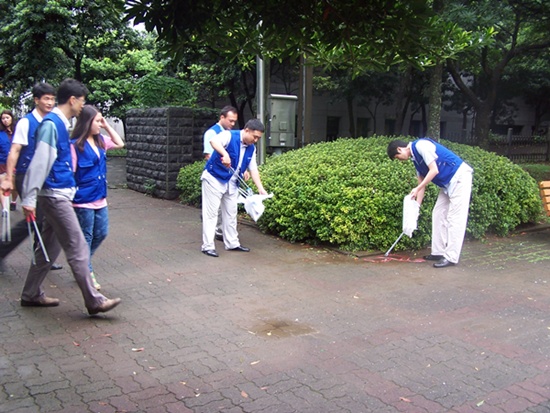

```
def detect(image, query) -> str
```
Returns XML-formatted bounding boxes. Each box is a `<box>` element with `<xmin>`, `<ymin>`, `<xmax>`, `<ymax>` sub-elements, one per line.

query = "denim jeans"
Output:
<box><xmin>74</xmin><ymin>206</ymin><xmax>109</xmax><ymax>273</ymax></box>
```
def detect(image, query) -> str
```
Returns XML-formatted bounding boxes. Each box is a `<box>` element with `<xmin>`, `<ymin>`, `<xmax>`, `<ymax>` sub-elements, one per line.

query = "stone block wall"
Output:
<box><xmin>125</xmin><ymin>107</ymin><xmax>216</xmax><ymax>199</ymax></box>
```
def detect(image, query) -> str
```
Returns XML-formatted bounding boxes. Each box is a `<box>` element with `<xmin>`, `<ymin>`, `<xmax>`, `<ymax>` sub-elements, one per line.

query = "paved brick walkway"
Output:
<box><xmin>1</xmin><ymin>158</ymin><xmax>549</xmax><ymax>412</ymax></box>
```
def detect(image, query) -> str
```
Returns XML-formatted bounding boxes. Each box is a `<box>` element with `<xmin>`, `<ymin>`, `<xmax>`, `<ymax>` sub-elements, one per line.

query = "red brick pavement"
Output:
<box><xmin>0</xmin><ymin>158</ymin><xmax>549</xmax><ymax>412</ymax></box>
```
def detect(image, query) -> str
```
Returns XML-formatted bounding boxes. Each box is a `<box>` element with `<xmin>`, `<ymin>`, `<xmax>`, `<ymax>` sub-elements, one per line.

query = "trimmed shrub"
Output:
<box><xmin>176</xmin><ymin>160</ymin><xmax>205</xmax><ymax>207</ymax></box>
<box><xmin>176</xmin><ymin>136</ymin><xmax>544</xmax><ymax>252</ymax></box>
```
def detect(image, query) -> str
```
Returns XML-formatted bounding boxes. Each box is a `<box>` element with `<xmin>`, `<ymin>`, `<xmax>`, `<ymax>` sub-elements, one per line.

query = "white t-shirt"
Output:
<box><xmin>203</xmin><ymin>122</ymin><xmax>224</xmax><ymax>155</ymax></box>
<box><xmin>12</xmin><ymin>109</ymin><xmax>44</xmax><ymax>146</ymax></box>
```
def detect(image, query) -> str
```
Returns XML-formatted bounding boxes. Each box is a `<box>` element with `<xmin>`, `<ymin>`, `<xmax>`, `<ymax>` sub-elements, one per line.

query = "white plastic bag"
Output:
<box><xmin>238</xmin><ymin>193</ymin><xmax>274</xmax><ymax>222</ymax></box>
<box><xmin>402</xmin><ymin>195</ymin><xmax>420</xmax><ymax>238</ymax></box>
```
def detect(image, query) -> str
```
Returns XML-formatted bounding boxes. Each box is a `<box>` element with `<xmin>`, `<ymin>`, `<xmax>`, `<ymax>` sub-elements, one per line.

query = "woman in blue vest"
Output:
<box><xmin>387</xmin><ymin>139</ymin><xmax>473</xmax><ymax>268</ymax></box>
<box><xmin>0</xmin><ymin>109</ymin><xmax>18</xmax><ymax>209</ymax></box>
<box><xmin>71</xmin><ymin>105</ymin><xmax>124</xmax><ymax>289</ymax></box>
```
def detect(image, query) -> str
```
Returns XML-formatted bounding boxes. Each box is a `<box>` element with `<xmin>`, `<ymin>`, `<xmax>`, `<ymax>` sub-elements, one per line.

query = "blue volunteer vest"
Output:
<box><xmin>209</xmin><ymin>123</ymin><xmax>223</xmax><ymax>134</ymax></box>
<box><xmin>15</xmin><ymin>112</ymin><xmax>40</xmax><ymax>175</ymax></box>
<box><xmin>40</xmin><ymin>112</ymin><xmax>75</xmax><ymax>189</ymax></box>
<box><xmin>205</xmin><ymin>130</ymin><xmax>255</xmax><ymax>183</ymax></box>
<box><xmin>411</xmin><ymin>139</ymin><xmax>462</xmax><ymax>187</ymax></box>
<box><xmin>71</xmin><ymin>137</ymin><xmax>108</xmax><ymax>203</ymax></box>
<box><xmin>0</xmin><ymin>131</ymin><xmax>11</xmax><ymax>165</ymax></box>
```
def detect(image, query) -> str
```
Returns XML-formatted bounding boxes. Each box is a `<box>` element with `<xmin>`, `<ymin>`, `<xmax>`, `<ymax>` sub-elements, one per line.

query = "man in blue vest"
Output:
<box><xmin>203</xmin><ymin>106</ymin><xmax>238</xmax><ymax>241</ymax></box>
<box><xmin>201</xmin><ymin>118</ymin><xmax>267</xmax><ymax>257</ymax></box>
<box><xmin>19</xmin><ymin>78</ymin><xmax>121</xmax><ymax>315</ymax></box>
<box><xmin>203</xmin><ymin>106</ymin><xmax>238</xmax><ymax>160</ymax></box>
<box><xmin>0</xmin><ymin>82</ymin><xmax>63</xmax><ymax>270</ymax></box>
<box><xmin>387</xmin><ymin>139</ymin><xmax>473</xmax><ymax>268</ymax></box>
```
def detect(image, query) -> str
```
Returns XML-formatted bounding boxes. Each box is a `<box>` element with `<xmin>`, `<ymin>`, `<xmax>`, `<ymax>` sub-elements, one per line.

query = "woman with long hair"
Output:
<box><xmin>71</xmin><ymin>105</ymin><xmax>124</xmax><ymax>290</ymax></box>
<box><xmin>0</xmin><ymin>109</ymin><xmax>18</xmax><ymax>209</ymax></box>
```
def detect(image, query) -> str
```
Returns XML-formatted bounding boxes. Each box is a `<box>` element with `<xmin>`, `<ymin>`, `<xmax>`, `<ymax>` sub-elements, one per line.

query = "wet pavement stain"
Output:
<box><xmin>249</xmin><ymin>319</ymin><xmax>318</xmax><ymax>338</ymax></box>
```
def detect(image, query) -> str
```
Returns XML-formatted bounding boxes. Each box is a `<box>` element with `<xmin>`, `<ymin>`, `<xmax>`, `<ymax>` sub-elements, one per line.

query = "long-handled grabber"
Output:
<box><xmin>1</xmin><ymin>193</ymin><xmax>10</xmax><ymax>243</ymax></box>
<box><xmin>26</xmin><ymin>213</ymin><xmax>50</xmax><ymax>264</ymax></box>
<box><xmin>384</xmin><ymin>232</ymin><xmax>404</xmax><ymax>257</ymax></box>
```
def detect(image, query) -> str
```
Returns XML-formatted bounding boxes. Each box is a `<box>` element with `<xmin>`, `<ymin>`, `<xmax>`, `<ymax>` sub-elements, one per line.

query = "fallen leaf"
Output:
<box><xmin>477</xmin><ymin>400</ymin><xmax>485</xmax><ymax>407</ymax></box>
<box><xmin>241</xmin><ymin>390</ymin><xmax>249</xmax><ymax>398</ymax></box>
<box><xmin>250</xmin><ymin>360</ymin><xmax>260</xmax><ymax>365</ymax></box>
<box><xmin>102</xmin><ymin>333</ymin><xmax>112</xmax><ymax>337</ymax></box>
<box><xmin>167</xmin><ymin>278</ymin><xmax>171</xmax><ymax>282</ymax></box>
<box><xmin>399</xmin><ymin>397</ymin><xmax>411</xmax><ymax>403</ymax></box>
<box><xmin>73</xmin><ymin>341</ymin><xmax>80</xmax><ymax>346</ymax></box>
<box><xmin>131</xmin><ymin>347</ymin><xmax>144</xmax><ymax>352</ymax></box>
<box><xmin>261</xmin><ymin>386</ymin><xmax>268</xmax><ymax>390</ymax></box>
<box><xmin>267</xmin><ymin>331</ymin><xmax>272</xmax><ymax>336</ymax></box>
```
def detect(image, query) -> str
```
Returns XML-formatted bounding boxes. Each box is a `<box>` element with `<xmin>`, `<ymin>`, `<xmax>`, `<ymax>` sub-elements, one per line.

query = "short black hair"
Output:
<box><xmin>32</xmin><ymin>82</ymin><xmax>56</xmax><ymax>99</ymax></box>
<box><xmin>244</xmin><ymin>118</ymin><xmax>264</xmax><ymax>132</ymax></box>
<box><xmin>387</xmin><ymin>139</ymin><xmax>408</xmax><ymax>160</ymax></box>
<box><xmin>57</xmin><ymin>78</ymin><xmax>88</xmax><ymax>105</ymax></box>
<box><xmin>220</xmin><ymin>106</ymin><xmax>237</xmax><ymax>117</ymax></box>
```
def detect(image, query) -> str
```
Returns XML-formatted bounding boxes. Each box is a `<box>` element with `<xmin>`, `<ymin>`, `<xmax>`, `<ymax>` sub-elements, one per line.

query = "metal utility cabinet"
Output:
<box><xmin>267</xmin><ymin>94</ymin><xmax>297</xmax><ymax>148</ymax></box>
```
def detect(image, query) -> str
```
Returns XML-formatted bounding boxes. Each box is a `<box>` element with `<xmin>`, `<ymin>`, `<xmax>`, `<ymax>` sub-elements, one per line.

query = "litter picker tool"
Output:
<box><xmin>384</xmin><ymin>195</ymin><xmax>420</xmax><ymax>257</ymax></box>
<box><xmin>26</xmin><ymin>212</ymin><xmax>50</xmax><ymax>264</ymax></box>
<box><xmin>1</xmin><ymin>193</ymin><xmax>10</xmax><ymax>243</ymax></box>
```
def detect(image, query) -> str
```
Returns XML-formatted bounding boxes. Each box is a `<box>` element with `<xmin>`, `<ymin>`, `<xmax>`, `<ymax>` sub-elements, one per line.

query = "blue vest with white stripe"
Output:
<box><xmin>205</xmin><ymin>130</ymin><xmax>255</xmax><ymax>182</ymax></box>
<box><xmin>40</xmin><ymin>112</ymin><xmax>75</xmax><ymax>189</ymax></box>
<box><xmin>16</xmin><ymin>112</ymin><xmax>40</xmax><ymax>175</ymax></box>
<box><xmin>208</xmin><ymin>123</ymin><xmax>223</xmax><ymax>134</ymax></box>
<box><xmin>411</xmin><ymin>139</ymin><xmax>462</xmax><ymax>187</ymax></box>
<box><xmin>71</xmin><ymin>137</ymin><xmax>108</xmax><ymax>203</ymax></box>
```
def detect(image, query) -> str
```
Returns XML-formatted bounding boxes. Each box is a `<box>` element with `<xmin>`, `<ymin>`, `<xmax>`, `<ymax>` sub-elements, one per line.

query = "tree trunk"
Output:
<box><xmin>426</xmin><ymin>64</ymin><xmax>443</xmax><ymax>141</ymax></box>
<box><xmin>474</xmin><ymin>104</ymin><xmax>493</xmax><ymax>149</ymax></box>
<box><xmin>347</xmin><ymin>96</ymin><xmax>356</xmax><ymax>137</ymax></box>
<box><xmin>395</xmin><ymin>67</ymin><xmax>412</xmax><ymax>135</ymax></box>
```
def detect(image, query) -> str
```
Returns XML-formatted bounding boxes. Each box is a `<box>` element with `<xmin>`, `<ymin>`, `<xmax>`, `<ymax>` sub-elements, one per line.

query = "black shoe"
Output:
<box><xmin>50</xmin><ymin>263</ymin><xmax>63</xmax><ymax>270</ymax></box>
<box><xmin>433</xmin><ymin>258</ymin><xmax>456</xmax><ymax>268</ymax></box>
<box><xmin>10</xmin><ymin>202</ymin><xmax>16</xmax><ymax>211</ymax></box>
<box><xmin>228</xmin><ymin>245</ymin><xmax>250</xmax><ymax>252</ymax></box>
<box><xmin>202</xmin><ymin>249</ymin><xmax>219</xmax><ymax>257</ymax></box>
<box><xmin>215</xmin><ymin>233</ymin><xmax>223</xmax><ymax>241</ymax></box>
<box><xmin>423</xmin><ymin>254</ymin><xmax>444</xmax><ymax>261</ymax></box>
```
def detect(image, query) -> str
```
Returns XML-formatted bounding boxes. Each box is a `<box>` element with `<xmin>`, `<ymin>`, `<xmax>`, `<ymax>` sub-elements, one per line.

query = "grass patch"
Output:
<box><xmin>519</xmin><ymin>163</ymin><xmax>550</xmax><ymax>182</ymax></box>
<box><xmin>107</xmin><ymin>148</ymin><xmax>127</xmax><ymax>157</ymax></box>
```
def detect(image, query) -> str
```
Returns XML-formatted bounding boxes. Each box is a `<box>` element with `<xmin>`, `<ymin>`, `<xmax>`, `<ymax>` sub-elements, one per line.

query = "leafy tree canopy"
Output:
<box><xmin>125</xmin><ymin>0</ymin><xmax>479</xmax><ymax>74</ymax></box>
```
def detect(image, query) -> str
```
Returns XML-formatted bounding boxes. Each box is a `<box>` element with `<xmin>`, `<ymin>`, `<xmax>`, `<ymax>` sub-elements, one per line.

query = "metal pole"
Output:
<box><xmin>256</xmin><ymin>55</ymin><xmax>265</xmax><ymax>165</ymax></box>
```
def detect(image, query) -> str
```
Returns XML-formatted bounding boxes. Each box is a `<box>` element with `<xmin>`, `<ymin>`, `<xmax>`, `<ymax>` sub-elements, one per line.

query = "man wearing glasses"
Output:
<box><xmin>201</xmin><ymin>119</ymin><xmax>267</xmax><ymax>257</ymax></box>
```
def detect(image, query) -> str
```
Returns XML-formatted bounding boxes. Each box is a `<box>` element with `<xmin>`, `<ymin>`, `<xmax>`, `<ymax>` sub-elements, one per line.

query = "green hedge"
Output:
<box><xmin>176</xmin><ymin>160</ymin><xmax>205</xmax><ymax>207</ymax></box>
<box><xmin>177</xmin><ymin>136</ymin><xmax>544</xmax><ymax>252</ymax></box>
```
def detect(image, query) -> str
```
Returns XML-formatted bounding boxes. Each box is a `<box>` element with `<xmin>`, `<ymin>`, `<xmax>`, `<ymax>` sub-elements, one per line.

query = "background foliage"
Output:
<box><xmin>177</xmin><ymin>137</ymin><xmax>544</xmax><ymax>252</ymax></box>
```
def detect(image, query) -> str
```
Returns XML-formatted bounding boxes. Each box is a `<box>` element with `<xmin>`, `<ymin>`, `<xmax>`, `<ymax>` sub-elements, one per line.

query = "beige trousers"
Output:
<box><xmin>431</xmin><ymin>165</ymin><xmax>473</xmax><ymax>264</ymax></box>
